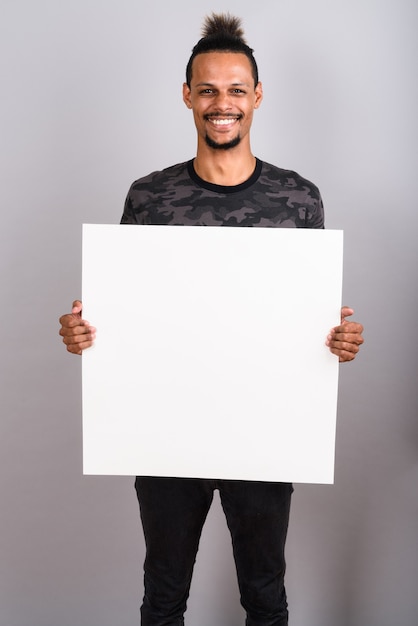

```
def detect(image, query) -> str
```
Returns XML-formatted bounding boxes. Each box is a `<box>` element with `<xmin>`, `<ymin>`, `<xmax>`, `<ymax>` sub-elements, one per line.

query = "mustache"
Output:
<box><xmin>204</xmin><ymin>113</ymin><xmax>243</xmax><ymax>120</ymax></box>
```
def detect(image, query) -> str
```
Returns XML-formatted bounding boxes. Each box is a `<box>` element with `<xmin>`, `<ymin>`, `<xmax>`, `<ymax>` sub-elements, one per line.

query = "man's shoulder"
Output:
<box><xmin>260</xmin><ymin>161</ymin><xmax>321</xmax><ymax>196</ymax></box>
<box><xmin>129</xmin><ymin>161</ymin><xmax>190</xmax><ymax>191</ymax></box>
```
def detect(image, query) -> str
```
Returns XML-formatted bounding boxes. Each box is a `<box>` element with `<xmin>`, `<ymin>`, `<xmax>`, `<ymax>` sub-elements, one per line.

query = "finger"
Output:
<box><xmin>337</xmin><ymin>350</ymin><xmax>357</xmax><ymax>363</ymax></box>
<box><xmin>340</xmin><ymin>306</ymin><xmax>354</xmax><ymax>323</ymax></box>
<box><xmin>62</xmin><ymin>330</ymin><xmax>95</xmax><ymax>349</ymax></box>
<box><xmin>59</xmin><ymin>320</ymin><xmax>95</xmax><ymax>336</ymax></box>
<box><xmin>59</xmin><ymin>316</ymin><xmax>89</xmax><ymax>331</ymax></box>
<box><xmin>328</xmin><ymin>343</ymin><xmax>361</xmax><ymax>362</ymax></box>
<box><xmin>60</xmin><ymin>325</ymin><xmax>96</xmax><ymax>341</ymax></box>
<box><xmin>329</xmin><ymin>331</ymin><xmax>364</xmax><ymax>346</ymax></box>
<box><xmin>72</xmin><ymin>300</ymin><xmax>83</xmax><ymax>315</ymax></box>
<box><xmin>329</xmin><ymin>337</ymin><xmax>362</xmax><ymax>353</ymax></box>
<box><xmin>331</xmin><ymin>322</ymin><xmax>364</xmax><ymax>336</ymax></box>
<box><xmin>65</xmin><ymin>338</ymin><xmax>94</xmax><ymax>355</ymax></box>
<box><xmin>58</xmin><ymin>301</ymin><xmax>83</xmax><ymax>327</ymax></box>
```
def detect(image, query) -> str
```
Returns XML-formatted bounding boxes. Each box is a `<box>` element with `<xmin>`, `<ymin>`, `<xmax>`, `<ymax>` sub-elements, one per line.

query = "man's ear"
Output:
<box><xmin>254</xmin><ymin>81</ymin><xmax>263</xmax><ymax>109</ymax></box>
<box><xmin>183</xmin><ymin>83</ymin><xmax>192</xmax><ymax>109</ymax></box>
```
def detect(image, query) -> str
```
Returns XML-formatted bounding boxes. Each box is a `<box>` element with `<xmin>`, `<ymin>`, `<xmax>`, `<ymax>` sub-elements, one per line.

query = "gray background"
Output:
<box><xmin>1</xmin><ymin>1</ymin><xmax>417</xmax><ymax>625</ymax></box>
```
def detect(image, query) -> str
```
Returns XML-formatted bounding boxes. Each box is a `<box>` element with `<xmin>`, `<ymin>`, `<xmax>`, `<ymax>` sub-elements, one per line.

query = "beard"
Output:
<box><xmin>203</xmin><ymin>113</ymin><xmax>243</xmax><ymax>150</ymax></box>
<box><xmin>204</xmin><ymin>133</ymin><xmax>242</xmax><ymax>150</ymax></box>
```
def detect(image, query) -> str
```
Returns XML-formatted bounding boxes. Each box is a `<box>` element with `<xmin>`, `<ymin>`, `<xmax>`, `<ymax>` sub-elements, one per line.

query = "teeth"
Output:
<box><xmin>210</xmin><ymin>118</ymin><xmax>237</xmax><ymax>125</ymax></box>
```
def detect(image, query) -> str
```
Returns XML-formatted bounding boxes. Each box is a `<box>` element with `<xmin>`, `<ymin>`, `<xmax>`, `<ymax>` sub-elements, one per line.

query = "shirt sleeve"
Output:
<box><xmin>120</xmin><ymin>187</ymin><xmax>138</xmax><ymax>225</ymax></box>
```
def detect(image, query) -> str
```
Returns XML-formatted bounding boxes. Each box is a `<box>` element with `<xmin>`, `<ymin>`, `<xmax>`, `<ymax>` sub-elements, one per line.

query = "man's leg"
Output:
<box><xmin>135</xmin><ymin>476</ymin><xmax>214</xmax><ymax>626</ymax></box>
<box><xmin>219</xmin><ymin>480</ymin><xmax>293</xmax><ymax>626</ymax></box>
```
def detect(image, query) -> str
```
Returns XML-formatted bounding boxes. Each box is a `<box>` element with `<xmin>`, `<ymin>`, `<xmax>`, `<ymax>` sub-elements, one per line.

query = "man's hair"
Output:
<box><xmin>185</xmin><ymin>13</ymin><xmax>259</xmax><ymax>87</ymax></box>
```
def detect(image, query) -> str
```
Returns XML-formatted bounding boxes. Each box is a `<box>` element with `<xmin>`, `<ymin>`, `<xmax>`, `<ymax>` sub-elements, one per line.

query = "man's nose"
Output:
<box><xmin>213</xmin><ymin>91</ymin><xmax>233</xmax><ymax>110</ymax></box>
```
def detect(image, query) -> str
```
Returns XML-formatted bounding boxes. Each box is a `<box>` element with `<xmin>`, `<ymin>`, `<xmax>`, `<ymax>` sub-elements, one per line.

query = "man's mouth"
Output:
<box><xmin>205</xmin><ymin>114</ymin><xmax>242</xmax><ymax>126</ymax></box>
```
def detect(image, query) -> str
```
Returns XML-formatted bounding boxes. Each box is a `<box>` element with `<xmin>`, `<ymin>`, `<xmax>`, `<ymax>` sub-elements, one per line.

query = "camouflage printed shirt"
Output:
<box><xmin>121</xmin><ymin>159</ymin><xmax>324</xmax><ymax>228</ymax></box>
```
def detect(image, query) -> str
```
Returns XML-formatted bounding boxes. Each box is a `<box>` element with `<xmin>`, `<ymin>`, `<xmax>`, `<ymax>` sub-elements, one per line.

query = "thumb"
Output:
<box><xmin>71</xmin><ymin>300</ymin><xmax>83</xmax><ymax>316</ymax></box>
<box><xmin>341</xmin><ymin>306</ymin><xmax>354</xmax><ymax>324</ymax></box>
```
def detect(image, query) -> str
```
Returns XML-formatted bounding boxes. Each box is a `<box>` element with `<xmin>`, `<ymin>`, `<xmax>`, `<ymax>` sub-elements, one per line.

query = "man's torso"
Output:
<box><xmin>121</xmin><ymin>159</ymin><xmax>324</xmax><ymax>229</ymax></box>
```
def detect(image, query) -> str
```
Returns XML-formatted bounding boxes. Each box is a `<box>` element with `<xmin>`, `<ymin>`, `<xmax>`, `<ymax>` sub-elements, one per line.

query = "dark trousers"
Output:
<box><xmin>135</xmin><ymin>476</ymin><xmax>293</xmax><ymax>626</ymax></box>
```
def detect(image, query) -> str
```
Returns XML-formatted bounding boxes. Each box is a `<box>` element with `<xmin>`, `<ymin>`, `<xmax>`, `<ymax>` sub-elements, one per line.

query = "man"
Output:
<box><xmin>59</xmin><ymin>13</ymin><xmax>364</xmax><ymax>626</ymax></box>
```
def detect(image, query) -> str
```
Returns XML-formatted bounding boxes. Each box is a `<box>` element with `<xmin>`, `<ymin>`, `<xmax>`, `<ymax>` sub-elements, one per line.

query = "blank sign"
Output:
<box><xmin>82</xmin><ymin>224</ymin><xmax>343</xmax><ymax>484</ymax></box>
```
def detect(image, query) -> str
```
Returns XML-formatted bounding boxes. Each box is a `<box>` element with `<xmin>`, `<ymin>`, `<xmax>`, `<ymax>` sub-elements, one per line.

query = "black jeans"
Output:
<box><xmin>135</xmin><ymin>476</ymin><xmax>293</xmax><ymax>626</ymax></box>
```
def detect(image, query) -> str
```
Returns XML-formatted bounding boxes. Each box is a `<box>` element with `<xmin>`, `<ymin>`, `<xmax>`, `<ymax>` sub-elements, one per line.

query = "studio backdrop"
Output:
<box><xmin>1</xmin><ymin>1</ymin><xmax>417</xmax><ymax>626</ymax></box>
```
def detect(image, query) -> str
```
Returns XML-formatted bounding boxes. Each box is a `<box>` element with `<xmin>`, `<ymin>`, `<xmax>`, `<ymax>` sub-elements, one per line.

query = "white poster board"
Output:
<box><xmin>82</xmin><ymin>225</ymin><xmax>343</xmax><ymax>483</ymax></box>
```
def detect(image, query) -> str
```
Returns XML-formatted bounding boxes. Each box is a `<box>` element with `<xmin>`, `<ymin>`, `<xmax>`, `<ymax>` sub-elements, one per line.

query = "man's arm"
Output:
<box><xmin>326</xmin><ymin>306</ymin><xmax>364</xmax><ymax>363</ymax></box>
<box><xmin>59</xmin><ymin>300</ymin><xmax>96</xmax><ymax>355</ymax></box>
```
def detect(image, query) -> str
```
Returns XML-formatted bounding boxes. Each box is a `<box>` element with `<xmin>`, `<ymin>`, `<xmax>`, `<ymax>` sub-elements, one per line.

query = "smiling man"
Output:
<box><xmin>59</xmin><ymin>13</ymin><xmax>364</xmax><ymax>626</ymax></box>
<box><xmin>184</xmin><ymin>50</ymin><xmax>262</xmax><ymax>158</ymax></box>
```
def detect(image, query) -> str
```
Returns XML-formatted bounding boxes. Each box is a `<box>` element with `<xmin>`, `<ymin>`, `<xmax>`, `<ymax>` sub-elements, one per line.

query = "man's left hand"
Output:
<box><xmin>326</xmin><ymin>306</ymin><xmax>364</xmax><ymax>362</ymax></box>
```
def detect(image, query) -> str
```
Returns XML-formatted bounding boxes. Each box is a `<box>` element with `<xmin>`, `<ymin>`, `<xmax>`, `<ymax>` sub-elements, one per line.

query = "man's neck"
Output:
<box><xmin>193</xmin><ymin>146</ymin><xmax>256</xmax><ymax>187</ymax></box>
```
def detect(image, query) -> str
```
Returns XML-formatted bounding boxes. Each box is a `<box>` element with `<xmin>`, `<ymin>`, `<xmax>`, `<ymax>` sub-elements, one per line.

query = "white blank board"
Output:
<box><xmin>82</xmin><ymin>224</ymin><xmax>343</xmax><ymax>483</ymax></box>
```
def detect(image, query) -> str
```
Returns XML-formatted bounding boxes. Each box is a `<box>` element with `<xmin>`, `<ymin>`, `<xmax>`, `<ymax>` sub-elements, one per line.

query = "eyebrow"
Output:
<box><xmin>194</xmin><ymin>81</ymin><xmax>250</xmax><ymax>88</ymax></box>
<box><xmin>195</xmin><ymin>82</ymin><xmax>250</xmax><ymax>89</ymax></box>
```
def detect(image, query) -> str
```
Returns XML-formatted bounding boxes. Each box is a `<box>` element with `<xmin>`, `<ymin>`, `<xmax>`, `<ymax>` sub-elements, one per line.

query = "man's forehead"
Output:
<box><xmin>191</xmin><ymin>51</ymin><xmax>253</xmax><ymax>74</ymax></box>
<box><xmin>190</xmin><ymin>52</ymin><xmax>254</xmax><ymax>85</ymax></box>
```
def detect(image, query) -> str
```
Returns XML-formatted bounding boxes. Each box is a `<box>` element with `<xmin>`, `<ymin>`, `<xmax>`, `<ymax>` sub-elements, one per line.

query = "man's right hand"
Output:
<box><xmin>59</xmin><ymin>300</ymin><xmax>96</xmax><ymax>355</ymax></box>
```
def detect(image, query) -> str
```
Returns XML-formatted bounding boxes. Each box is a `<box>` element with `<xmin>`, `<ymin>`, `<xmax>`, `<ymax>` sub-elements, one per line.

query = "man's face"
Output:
<box><xmin>183</xmin><ymin>52</ymin><xmax>263</xmax><ymax>151</ymax></box>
